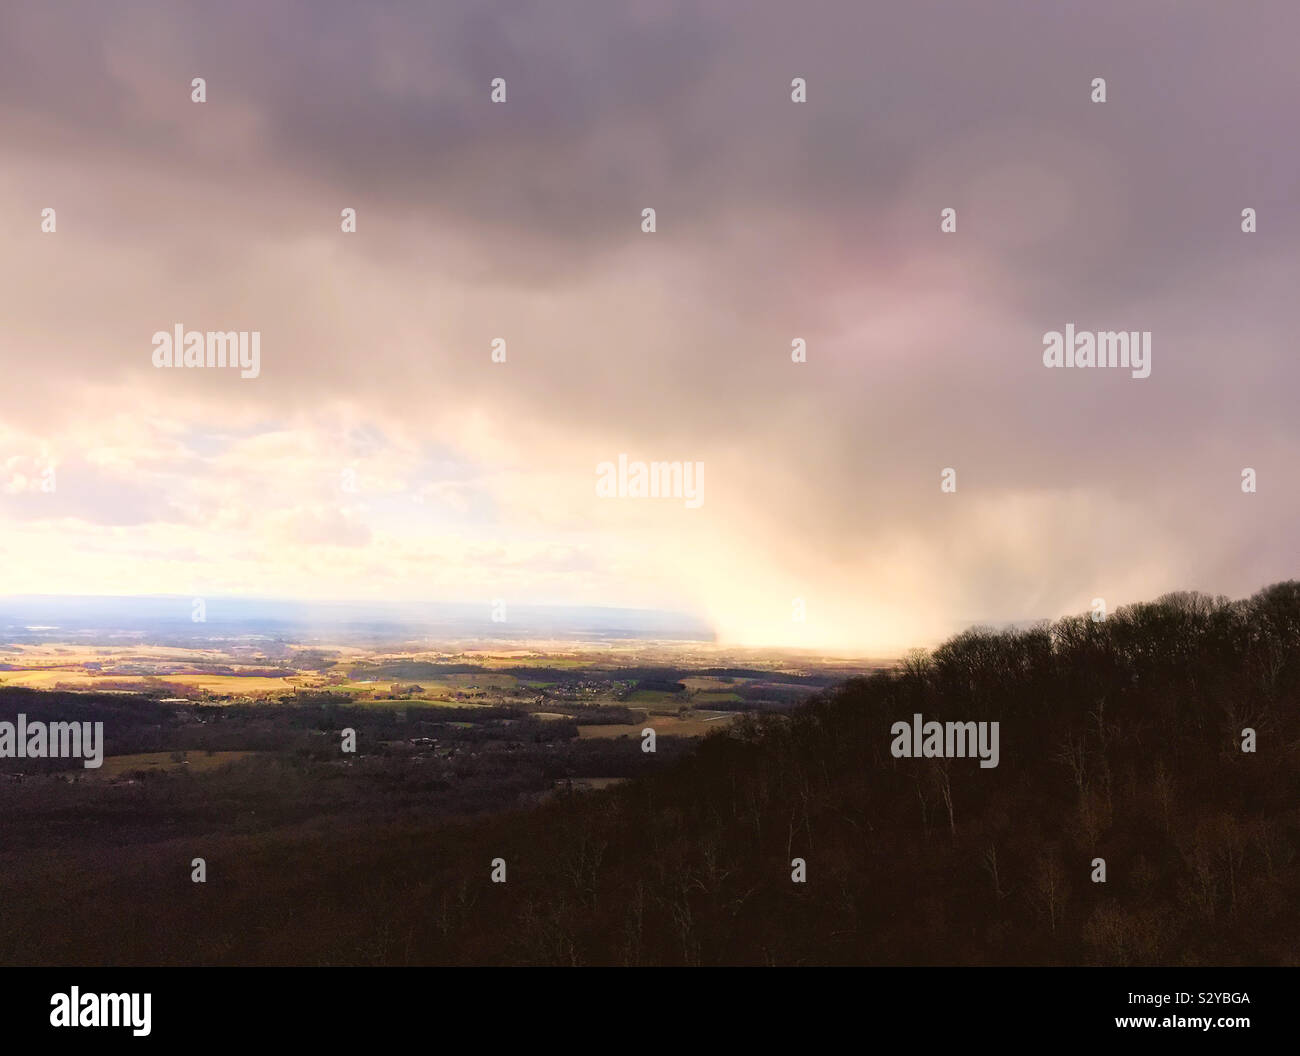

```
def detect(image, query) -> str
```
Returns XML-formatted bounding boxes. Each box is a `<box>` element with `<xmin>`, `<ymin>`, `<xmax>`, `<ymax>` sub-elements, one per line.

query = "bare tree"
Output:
<box><xmin>914</xmin><ymin>775</ymin><xmax>931</xmax><ymax>840</ymax></box>
<box><xmin>1056</xmin><ymin>733</ymin><xmax>1089</xmax><ymax>796</ymax></box>
<box><xmin>1151</xmin><ymin>760</ymin><xmax>1176</xmax><ymax>833</ymax></box>
<box><xmin>1031</xmin><ymin>851</ymin><xmax>1069</xmax><ymax>933</ymax></box>
<box><xmin>929</xmin><ymin>758</ymin><xmax>955</xmax><ymax>837</ymax></box>
<box><xmin>981</xmin><ymin>842</ymin><xmax>1005</xmax><ymax>901</ymax></box>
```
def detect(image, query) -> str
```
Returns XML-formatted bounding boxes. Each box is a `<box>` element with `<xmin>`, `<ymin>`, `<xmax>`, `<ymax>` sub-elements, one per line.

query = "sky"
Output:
<box><xmin>1</xmin><ymin>0</ymin><xmax>1297</xmax><ymax>652</ymax></box>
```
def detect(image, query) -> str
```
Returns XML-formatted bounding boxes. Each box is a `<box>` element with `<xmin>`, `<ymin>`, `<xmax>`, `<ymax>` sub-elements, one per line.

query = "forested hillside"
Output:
<box><xmin>2</xmin><ymin>584</ymin><xmax>1297</xmax><ymax>965</ymax></box>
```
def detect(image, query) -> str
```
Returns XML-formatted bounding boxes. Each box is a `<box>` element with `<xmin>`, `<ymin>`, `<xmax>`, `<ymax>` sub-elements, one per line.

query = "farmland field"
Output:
<box><xmin>0</xmin><ymin>669</ymin><xmax>299</xmax><ymax>694</ymax></box>
<box><xmin>578</xmin><ymin>711</ymin><xmax>737</xmax><ymax>739</ymax></box>
<box><xmin>89</xmin><ymin>750</ymin><xmax>259</xmax><ymax>779</ymax></box>
<box><xmin>626</xmin><ymin>689</ymin><xmax>683</xmax><ymax>705</ymax></box>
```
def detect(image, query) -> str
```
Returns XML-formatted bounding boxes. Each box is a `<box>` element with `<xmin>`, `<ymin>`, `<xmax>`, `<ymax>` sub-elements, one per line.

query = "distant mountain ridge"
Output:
<box><xmin>0</xmin><ymin>594</ymin><xmax>715</xmax><ymax>643</ymax></box>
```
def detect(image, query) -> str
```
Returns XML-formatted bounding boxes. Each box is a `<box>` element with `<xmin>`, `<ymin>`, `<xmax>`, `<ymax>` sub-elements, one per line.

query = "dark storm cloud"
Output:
<box><xmin>1</xmin><ymin>0</ymin><xmax>1297</xmax><ymax>643</ymax></box>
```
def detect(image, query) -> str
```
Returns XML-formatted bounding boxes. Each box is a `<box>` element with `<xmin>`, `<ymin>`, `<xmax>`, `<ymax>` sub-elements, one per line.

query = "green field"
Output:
<box><xmin>626</xmin><ymin>689</ymin><xmax>684</xmax><ymax>705</ymax></box>
<box><xmin>691</xmin><ymin>691</ymin><xmax>743</xmax><ymax>704</ymax></box>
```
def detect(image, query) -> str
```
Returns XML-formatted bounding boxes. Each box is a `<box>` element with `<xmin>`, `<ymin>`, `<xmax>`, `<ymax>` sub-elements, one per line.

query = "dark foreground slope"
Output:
<box><xmin>1</xmin><ymin>584</ymin><xmax>1297</xmax><ymax>965</ymax></box>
